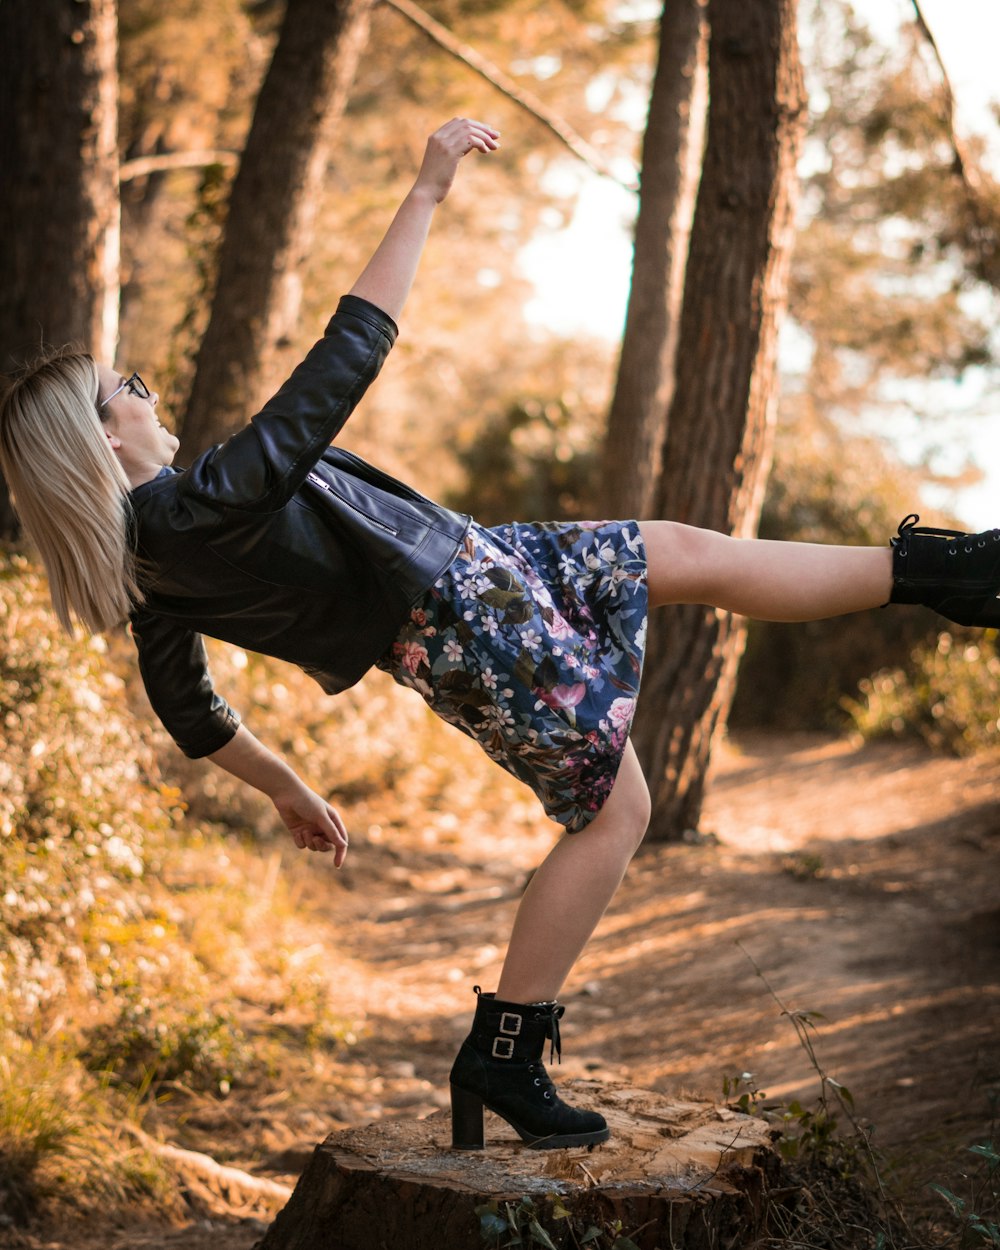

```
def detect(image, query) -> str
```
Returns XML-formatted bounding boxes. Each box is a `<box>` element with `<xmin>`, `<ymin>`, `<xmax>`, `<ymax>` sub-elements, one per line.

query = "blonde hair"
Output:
<box><xmin>0</xmin><ymin>348</ymin><xmax>144</xmax><ymax>634</ymax></box>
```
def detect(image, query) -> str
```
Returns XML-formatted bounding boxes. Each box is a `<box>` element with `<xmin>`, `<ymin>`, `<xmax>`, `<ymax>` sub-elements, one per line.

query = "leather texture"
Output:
<box><xmin>890</xmin><ymin>515</ymin><xmax>1000</xmax><ymax>627</ymax></box>
<box><xmin>449</xmin><ymin>989</ymin><xmax>609</xmax><ymax>1148</ymax></box>
<box><xmin>128</xmin><ymin>295</ymin><xmax>470</xmax><ymax>758</ymax></box>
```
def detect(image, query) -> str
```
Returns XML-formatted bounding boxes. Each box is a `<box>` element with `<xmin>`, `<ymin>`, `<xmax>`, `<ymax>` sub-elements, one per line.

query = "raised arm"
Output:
<box><xmin>348</xmin><ymin>117</ymin><xmax>500</xmax><ymax>322</ymax></box>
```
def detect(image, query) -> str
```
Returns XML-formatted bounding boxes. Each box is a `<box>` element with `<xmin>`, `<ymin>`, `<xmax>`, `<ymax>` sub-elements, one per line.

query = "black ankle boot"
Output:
<box><xmin>890</xmin><ymin>514</ymin><xmax>1000</xmax><ymax>627</ymax></box>
<box><xmin>449</xmin><ymin>986</ymin><xmax>610</xmax><ymax>1150</ymax></box>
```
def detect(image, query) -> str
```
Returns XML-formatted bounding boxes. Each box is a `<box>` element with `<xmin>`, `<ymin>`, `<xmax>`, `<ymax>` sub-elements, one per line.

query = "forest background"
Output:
<box><xmin>2</xmin><ymin>0</ymin><xmax>1000</xmax><ymax>1245</ymax></box>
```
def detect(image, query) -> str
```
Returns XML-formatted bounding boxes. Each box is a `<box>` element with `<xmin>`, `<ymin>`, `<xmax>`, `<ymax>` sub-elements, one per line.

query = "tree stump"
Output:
<box><xmin>253</xmin><ymin>1080</ymin><xmax>793</xmax><ymax>1250</ymax></box>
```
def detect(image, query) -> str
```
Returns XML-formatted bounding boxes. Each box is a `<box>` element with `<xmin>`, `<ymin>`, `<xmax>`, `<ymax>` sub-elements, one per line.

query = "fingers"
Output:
<box><xmin>289</xmin><ymin>802</ymin><xmax>350</xmax><ymax>867</ymax></box>
<box><xmin>460</xmin><ymin>119</ymin><xmax>500</xmax><ymax>153</ymax></box>
<box><xmin>327</xmin><ymin>803</ymin><xmax>349</xmax><ymax>869</ymax></box>
<box><xmin>434</xmin><ymin>117</ymin><xmax>500</xmax><ymax>155</ymax></box>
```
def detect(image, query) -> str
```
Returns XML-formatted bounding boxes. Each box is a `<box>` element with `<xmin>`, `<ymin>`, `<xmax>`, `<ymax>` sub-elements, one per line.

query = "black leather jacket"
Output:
<box><xmin>128</xmin><ymin>295</ymin><xmax>470</xmax><ymax>758</ymax></box>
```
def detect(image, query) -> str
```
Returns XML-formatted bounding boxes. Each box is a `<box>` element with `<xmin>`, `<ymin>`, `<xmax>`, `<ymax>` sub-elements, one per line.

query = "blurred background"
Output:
<box><xmin>2</xmin><ymin>0</ymin><xmax>1000</xmax><ymax>1243</ymax></box>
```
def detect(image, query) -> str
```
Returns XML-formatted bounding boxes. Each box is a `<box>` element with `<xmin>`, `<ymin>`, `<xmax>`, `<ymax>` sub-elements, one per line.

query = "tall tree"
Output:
<box><xmin>601</xmin><ymin>0</ymin><xmax>708</xmax><ymax>519</ymax></box>
<box><xmin>0</xmin><ymin>0</ymin><xmax>120</xmax><ymax>537</ymax></box>
<box><xmin>630</xmin><ymin>0</ymin><xmax>807</xmax><ymax>840</ymax></box>
<box><xmin>178</xmin><ymin>0</ymin><xmax>375</xmax><ymax>458</ymax></box>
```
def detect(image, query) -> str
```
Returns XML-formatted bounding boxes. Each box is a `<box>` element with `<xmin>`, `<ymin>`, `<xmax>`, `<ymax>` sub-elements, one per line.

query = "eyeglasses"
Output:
<box><xmin>100</xmin><ymin>371</ymin><xmax>150</xmax><ymax>409</ymax></box>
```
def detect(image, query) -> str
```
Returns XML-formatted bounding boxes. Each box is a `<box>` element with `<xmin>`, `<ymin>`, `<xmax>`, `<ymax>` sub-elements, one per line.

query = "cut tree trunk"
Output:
<box><xmin>253</xmin><ymin>1081</ymin><xmax>793</xmax><ymax>1250</ymax></box>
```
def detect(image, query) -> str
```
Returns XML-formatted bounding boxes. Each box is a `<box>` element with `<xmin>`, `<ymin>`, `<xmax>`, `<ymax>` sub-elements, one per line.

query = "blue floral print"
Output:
<box><xmin>375</xmin><ymin>520</ymin><xmax>648</xmax><ymax>832</ymax></box>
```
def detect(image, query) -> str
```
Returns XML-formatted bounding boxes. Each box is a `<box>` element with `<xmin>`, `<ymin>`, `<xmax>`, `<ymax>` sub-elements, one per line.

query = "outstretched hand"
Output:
<box><xmin>414</xmin><ymin>117</ymin><xmax>500</xmax><ymax>204</ymax></box>
<box><xmin>273</xmin><ymin>783</ymin><xmax>350</xmax><ymax>867</ymax></box>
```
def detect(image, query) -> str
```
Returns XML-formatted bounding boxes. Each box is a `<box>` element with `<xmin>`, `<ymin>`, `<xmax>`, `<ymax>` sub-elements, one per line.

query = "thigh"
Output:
<box><xmin>638</xmin><ymin>519</ymin><xmax>728</xmax><ymax>610</ymax></box>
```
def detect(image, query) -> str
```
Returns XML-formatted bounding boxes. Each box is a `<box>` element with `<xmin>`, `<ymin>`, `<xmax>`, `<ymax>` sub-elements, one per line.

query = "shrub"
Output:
<box><xmin>0</xmin><ymin>1036</ymin><xmax>171</xmax><ymax>1223</ymax></box>
<box><xmin>844</xmin><ymin>630</ymin><xmax>1000</xmax><ymax>754</ymax></box>
<box><xmin>82</xmin><ymin>992</ymin><xmax>251</xmax><ymax>1094</ymax></box>
<box><xmin>733</xmin><ymin>406</ymin><xmax>952</xmax><ymax>731</ymax></box>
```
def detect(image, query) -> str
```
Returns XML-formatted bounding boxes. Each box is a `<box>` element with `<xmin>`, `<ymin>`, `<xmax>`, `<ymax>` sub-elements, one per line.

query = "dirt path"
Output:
<box><xmin>333</xmin><ymin>732</ymin><xmax>1000</xmax><ymax>1149</ymax></box>
<box><xmin>19</xmin><ymin>733</ymin><xmax>1000</xmax><ymax>1249</ymax></box>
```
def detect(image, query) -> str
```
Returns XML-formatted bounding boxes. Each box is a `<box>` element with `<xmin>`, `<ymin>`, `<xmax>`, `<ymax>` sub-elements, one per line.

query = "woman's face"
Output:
<box><xmin>97</xmin><ymin>363</ymin><xmax>179</xmax><ymax>477</ymax></box>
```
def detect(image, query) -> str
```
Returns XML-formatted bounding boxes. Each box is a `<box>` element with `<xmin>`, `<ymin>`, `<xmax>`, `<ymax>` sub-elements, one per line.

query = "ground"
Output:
<box><xmin>10</xmin><ymin>731</ymin><xmax>1000</xmax><ymax>1249</ymax></box>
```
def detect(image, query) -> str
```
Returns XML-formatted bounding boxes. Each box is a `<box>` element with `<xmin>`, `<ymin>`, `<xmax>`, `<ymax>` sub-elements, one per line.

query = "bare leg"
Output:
<box><xmin>493</xmin><ymin>523</ymin><xmax>891</xmax><ymax>1005</ymax></box>
<box><xmin>496</xmin><ymin>742</ymin><xmax>650</xmax><ymax>1004</ymax></box>
<box><xmin>639</xmin><ymin>520</ymin><xmax>893</xmax><ymax>621</ymax></box>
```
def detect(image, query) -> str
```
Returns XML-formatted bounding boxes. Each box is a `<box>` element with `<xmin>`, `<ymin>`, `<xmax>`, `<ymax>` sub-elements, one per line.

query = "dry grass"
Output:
<box><xmin>0</xmin><ymin>547</ymin><xmax>540</xmax><ymax>1227</ymax></box>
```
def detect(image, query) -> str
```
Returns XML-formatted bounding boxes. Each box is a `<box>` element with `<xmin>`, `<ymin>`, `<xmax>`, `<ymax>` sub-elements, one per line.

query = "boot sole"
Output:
<box><xmin>927</xmin><ymin>591</ymin><xmax>1000</xmax><ymax>628</ymax></box>
<box><xmin>450</xmin><ymin>1083</ymin><xmax>610</xmax><ymax>1151</ymax></box>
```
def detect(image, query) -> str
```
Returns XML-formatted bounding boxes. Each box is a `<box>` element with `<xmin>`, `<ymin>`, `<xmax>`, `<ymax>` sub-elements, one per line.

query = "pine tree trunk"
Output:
<box><xmin>601</xmin><ymin>0</ymin><xmax>708</xmax><ymax>520</ymax></box>
<box><xmin>177</xmin><ymin>0</ymin><xmax>374</xmax><ymax>459</ymax></box>
<box><xmin>0</xmin><ymin>0</ymin><xmax>120</xmax><ymax>537</ymax></box>
<box><xmin>633</xmin><ymin>0</ymin><xmax>807</xmax><ymax>841</ymax></box>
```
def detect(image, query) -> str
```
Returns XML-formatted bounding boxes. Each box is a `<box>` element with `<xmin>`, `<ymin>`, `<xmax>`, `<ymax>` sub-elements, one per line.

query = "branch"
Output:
<box><xmin>908</xmin><ymin>1</ymin><xmax>1000</xmax><ymax>286</ymax></box>
<box><xmin>119</xmin><ymin>150</ymin><xmax>240</xmax><ymax>183</ymax></box>
<box><xmin>909</xmin><ymin>0</ymin><xmax>983</xmax><ymax>195</ymax></box>
<box><xmin>381</xmin><ymin>0</ymin><xmax>638</xmax><ymax>192</ymax></box>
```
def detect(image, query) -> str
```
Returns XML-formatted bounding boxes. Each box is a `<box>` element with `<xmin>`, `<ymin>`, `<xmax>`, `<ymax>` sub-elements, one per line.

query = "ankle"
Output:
<box><xmin>495</xmin><ymin>979</ymin><xmax>560</xmax><ymax>1004</ymax></box>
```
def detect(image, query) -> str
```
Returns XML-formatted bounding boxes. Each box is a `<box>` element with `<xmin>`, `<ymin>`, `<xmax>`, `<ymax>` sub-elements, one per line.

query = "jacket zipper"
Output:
<box><xmin>307</xmin><ymin>471</ymin><xmax>400</xmax><ymax>536</ymax></box>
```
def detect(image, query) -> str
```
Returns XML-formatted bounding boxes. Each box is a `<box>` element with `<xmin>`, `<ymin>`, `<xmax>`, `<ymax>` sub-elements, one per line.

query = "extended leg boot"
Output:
<box><xmin>890</xmin><ymin>514</ymin><xmax>1000</xmax><ymax>627</ymax></box>
<box><xmin>449</xmin><ymin>986</ymin><xmax>610</xmax><ymax>1150</ymax></box>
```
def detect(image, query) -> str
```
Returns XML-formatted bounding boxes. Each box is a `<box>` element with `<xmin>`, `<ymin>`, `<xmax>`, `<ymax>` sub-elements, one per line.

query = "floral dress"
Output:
<box><xmin>375</xmin><ymin>519</ymin><xmax>648</xmax><ymax>833</ymax></box>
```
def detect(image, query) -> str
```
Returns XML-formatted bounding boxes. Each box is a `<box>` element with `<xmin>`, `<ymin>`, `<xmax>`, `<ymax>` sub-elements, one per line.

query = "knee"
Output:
<box><xmin>627</xmin><ymin>781</ymin><xmax>651</xmax><ymax>853</ymax></box>
<box><xmin>615</xmin><ymin>773</ymin><xmax>651</xmax><ymax>857</ymax></box>
<box><xmin>600</xmin><ymin>744</ymin><xmax>651</xmax><ymax>855</ymax></box>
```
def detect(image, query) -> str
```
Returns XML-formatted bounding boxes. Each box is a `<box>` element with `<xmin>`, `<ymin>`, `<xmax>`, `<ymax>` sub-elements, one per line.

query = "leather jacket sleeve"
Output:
<box><xmin>179</xmin><ymin>294</ymin><xmax>398</xmax><ymax>513</ymax></box>
<box><xmin>130</xmin><ymin>605</ymin><xmax>241</xmax><ymax>758</ymax></box>
<box><xmin>128</xmin><ymin>294</ymin><xmax>402</xmax><ymax>758</ymax></box>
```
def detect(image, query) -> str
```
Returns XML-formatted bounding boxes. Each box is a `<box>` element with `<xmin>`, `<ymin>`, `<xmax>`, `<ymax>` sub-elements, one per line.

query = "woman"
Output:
<box><xmin>2</xmin><ymin>118</ymin><xmax>998</xmax><ymax>1153</ymax></box>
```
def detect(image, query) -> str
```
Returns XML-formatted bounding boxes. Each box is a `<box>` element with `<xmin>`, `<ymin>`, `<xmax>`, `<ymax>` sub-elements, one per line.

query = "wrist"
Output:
<box><xmin>407</xmin><ymin>180</ymin><xmax>446</xmax><ymax>208</ymax></box>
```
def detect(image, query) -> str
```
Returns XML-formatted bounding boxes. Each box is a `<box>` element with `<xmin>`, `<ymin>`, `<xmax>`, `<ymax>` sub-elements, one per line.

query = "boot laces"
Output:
<box><xmin>532</xmin><ymin>1001</ymin><xmax>564</xmax><ymax>1064</ymax></box>
<box><xmin>896</xmin><ymin>513</ymin><xmax>1000</xmax><ymax>556</ymax></box>
<box><xmin>895</xmin><ymin>514</ymin><xmax>964</xmax><ymax>543</ymax></box>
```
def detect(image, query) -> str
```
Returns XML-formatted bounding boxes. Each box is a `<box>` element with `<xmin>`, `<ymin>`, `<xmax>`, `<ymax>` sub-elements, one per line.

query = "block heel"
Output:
<box><xmin>450</xmin><ymin>1082</ymin><xmax>485</xmax><ymax>1149</ymax></box>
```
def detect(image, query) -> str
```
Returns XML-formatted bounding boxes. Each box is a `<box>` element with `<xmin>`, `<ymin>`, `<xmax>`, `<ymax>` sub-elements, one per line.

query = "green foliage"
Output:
<box><xmin>929</xmin><ymin>1140</ymin><xmax>1000</xmax><ymax>1248</ymax></box>
<box><xmin>0</xmin><ymin>547</ymin><xmax>537</xmax><ymax>1224</ymax></box>
<box><xmin>82</xmin><ymin>992</ymin><xmax>251</xmax><ymax>1095</ymax></box>
<box><xmin>731</xmin><ymin>950</ymin><xmax>870</xmax><ymax>1179</ymax></box>
<box><xmin>446</xmin><ymin>386</ymin><xmax>602</xmax><ymax>526</ymax></box>
<box><xmin>721</xmin><ymin>1070</ymin><xmax>767</xmax><ymax>1119</ymax></box>
<box><xmin>797</xmin><ymin>1</ymin><xmax>997</xmax><ymax>383</ymax></box>
<box><xmin>476</xmin><ymin>1194</ymin><xmax>642</xmax><ymax>1250</ymax></box>
<box><xmin>0</xmin><ymin>552</ymin><xmax>180</xmax><ymax>1025</ymax></box>
<box><xmin>732</xmin><ymin>0</ymin><xmax>1000</xmax><ymax>737</ymax></box>
<box><xmin>845</xmin><ymin>630</ymin><xmax>1000</xmax><ymax>755</ymax></box>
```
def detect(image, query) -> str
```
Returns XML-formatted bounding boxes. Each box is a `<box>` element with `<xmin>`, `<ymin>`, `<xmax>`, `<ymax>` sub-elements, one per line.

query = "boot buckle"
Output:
<box><xmin>499</xmin><ymin>1012</ymin><xmax>522</xmax><ymax>1036</ymax></box>
<box><xmin>491</xmin><ymin>1011</ymin><xmax>523</xmax><ymax>1058</ymax></box>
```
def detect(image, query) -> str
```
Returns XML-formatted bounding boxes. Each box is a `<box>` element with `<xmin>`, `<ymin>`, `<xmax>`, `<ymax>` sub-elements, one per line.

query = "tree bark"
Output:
<box><xmin>178</xmin><ymin>0</ymin><xmax>374</xmax><ymax>459</ymax></box>
<box><xmin>632</xmin><ymin>0</ymin><xmax>807</xmax><ymax>841</ymax></box>
<box><xmin>601</xmin><ymin>0</ymin><xmax>709</xmax><ymax>520</ymax></box>
<box><xmin>254</xmin><ymin>1082</ymin><xmax>789</xmax><ymax>1250</ymax></box>
<box><xmin>0</xmin><ymin>0</ymin><xmax>120</xmax><ymax>536</ymax></box>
